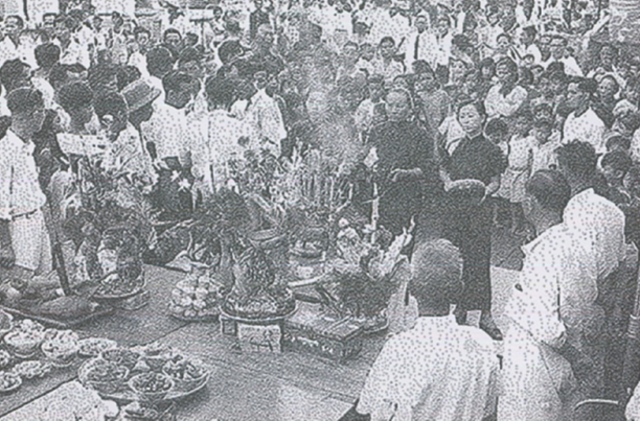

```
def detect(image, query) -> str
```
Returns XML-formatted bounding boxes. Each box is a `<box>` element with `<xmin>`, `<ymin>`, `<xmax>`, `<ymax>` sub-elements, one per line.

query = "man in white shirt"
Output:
<box><xmin>371</xmin><ymin>37</ymin><xmax>404</xmax><ymax>86</ymax></box>
<box><xmin>434</xmin><ymin>15</ymin><xmax>453</xmax><ymax>69</ymax></box>
<box><xmin>0</xmin><ymin>15</ymin><xmax>23</xmax><ymax>66</ymax></box>
<box><xmin>499</xmin><ymin>169</ymin><xmax>604</xmax><ymax>421</ymax></box>
<box><xmin>543</xmin><ymin>35</ymin><xmax>583</xmax><ymax>77</ymax></box>
<box><xmin>203</xmin><ymin>76</ymin><xmax>254</xmax><ymax>193</ymax></box>
<box><xmin>404</xmin><ymin>14</ymin><xmax>437</xmax><ymax>70</ymax></box>
<box><xmin>54</xmin><ymin>15</ymin><xmax>90</xmax><ymax>68</ymax></box>
<box><xmin>563</xmin><ymin>79</ymin><xmax>607</xmax><ymax>154</ymax></box>
<box><xmin>349</xmin><ymin>239</ymin><xmax>499</xmax><ymax>421</ymax></box>
<box><xmin>245</xmin><ymin>69</ymin><xmax>285</xmax><ymax>157</ymax></box>
<box><xmin>0</xmin><ymin>88</ymin><xmax>51</xmax><ymax>278</ymax></box>
<box><xmin>516</xmin><ymin>26</ymin><xmax>542</xmax><ymax>65</ymax></box>
<box><xmin>145</xmin><ymin>47</ymin><xmax>175</xmax><ymax>107</ymax></box>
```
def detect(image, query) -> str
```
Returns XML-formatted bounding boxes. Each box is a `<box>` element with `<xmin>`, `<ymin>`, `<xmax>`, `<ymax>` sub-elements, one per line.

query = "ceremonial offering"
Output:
<box><xmin>78</xmin><ymin>338</ymin><xmax>119</xmax><ymax>358</ymax></box>
<box><xmin>79</xmin><ymin>343</ymin><xmax>209</xmax><ymax>402</ymax></box>
<box><xmin>41</xmin><ymin>330</ymin><xmax>80</xmax><ymax>368</ymax></box>
<box><xmin>0</xmin><ymin>350</ymin><xmax>11</xmax><ymax>369</ymax></box>
<box><xmin>169</xmin><ymin>269</ymin><xmax>220</xmax><ymax>321</ymax></box>
<box><xmin>4</xmin><ymin>327</ymin><xmax>46</xmax><ymax>359</ymax></box>
<box><xmin>0</xmin><ymin>311</ymin><xmax>12</xmax><ymax>339</ymax></box>
<box><xmin>11</xmin><ymin>360</ymin><xmax>52</xmax><ymax>380</ymax></box>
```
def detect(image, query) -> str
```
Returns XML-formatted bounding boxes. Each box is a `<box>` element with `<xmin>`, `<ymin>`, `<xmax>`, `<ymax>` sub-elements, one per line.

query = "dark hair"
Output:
<box><xmin>146</xmin><ymin>47</ymin><xmax>175</xmax><ymax>78</ymax></box>
<box><xmin>574</xmin><ymin>78</ymin><xmax>598</xmax><ymax>95</ymax></box>
<box><xmin>162</xmin><ymin>71</ymin><xmax>193</xmax><ymax>94</ymax></box>
<box><xmin>6</xmin><ymin>15</ymin><xmax>24</xmax><ymax>28</ymax></box>
<box><xmin>55</xmin><ymin>15</ymin><xmax>78</xmax><ymax>31</ymax></box>
<box><xmin>88</xmin><ymin>64</ymin><xmax>118</xmax><ymax>92</ymax></box>
<box><xmin>547</xmin><ymin>61</ymin><xmax>565</xmax><ymax>75</ymax></box>
<box><xmin>185</xmin><ymin>32</ymin><xmax>199</xmax><ymax>44</ymax></box>
<box><xmin>205</xmin><ymin>75</ymin><xmax>235</xmax><ymax>107</ymax></box>
<box><xmin>602</xmin><ymin>151</ymin><xmax>633</xmax><ymax>176</ymax></box>
<box><xmin>134</xmin><ymin>26</ymin><xmax>151</xmax><ymax>38</ymax></box>
<box><xmin>48</xmin><ymin>63</ymin><xmax>69</xmax><ymax>88</ymax></box>
<box><xmin>379</xmin><ymin>36</ymin><xmax>395</xmax><ymax>46</ymax></box>
<box><xmin>35</xmin><ymin>43</ymin><xmax>60</xmax><ymax>69</ymax></box>
<box><xmin>412</xmin><ymin>60</ymin><xmax>434</xmax><ymax>76</ymax></box>
<box><xmin>116</xmin><ymin>66</ymin><xmax>141</xmax><ymax>91</ymax></box>
<box><xmin>519</xmin><ymin>67</ymin><xmax>534</xmax><ymax>86</ymax></box>
<box><xmin>555</xmin><ymin>140</ymin><xmax>598</xmax><ymax>181</ymax></box>
<box><xmin>606</xmin><ymin>135</ymin><xmax>630</xmax><ymax>151</ymax></box>
<box><xmin>525</xmin><ymin>169</ymin><xmax>572</xmax><ymax>213</ymax></box>
<box><xmin>0</xmin><ymin>59</ymin><xmax>29</xmax><ymax>92</ymax></box>
<box><xmin>94</xmin><ymin>91</ymin><xmax>128</xmax><ymax>118</ymax></box>
<box><xmin>496</xmin><ymin>57</ymin><xmax>518</xmax><ymax>76</ymax></box>
<box><xmin>456</xmin><ymin>99</ymin><xmax>487</xmax><ymax>118</ymax></box>
<box><xmin>496</xmin><ymin>32</ymin><xmax>511</xmax><ymax>42</ymax></box>
<box><xmin>533</xmin><ymin>118</ymin><xmax>553</xmax><ymax>130</ymax></box>
<box><xmin>58</xmin><ymin>82</ymin><xmax>94</xmax><ymax>112</ymax></box>
<box><xmin>178</xmin><ymin>47</ymin><xmax>202</xmax><ymax>67</ymax></box>
<box><xmin>217</xmin><ymin>40</ymin><xmax>244</xmax><ymax>65</ymax></box>
<box><xmin>523</xmin><ymin>26</ymin><xmax>537</xmax><ymax>38</ymax></box>
<box><xmin>485</xmin><ymin>117</ymin><xmax>509</xmax><ymax>137</ymax></box>
<box><xmin>6</xmin><ymin>88</ymin><xmax>43</xmax><ymax>114</ymax></box>
<box><xmin>163</xmin><ymin>28</ymin><xmax>182</xmax><ymax>41</ymax></box>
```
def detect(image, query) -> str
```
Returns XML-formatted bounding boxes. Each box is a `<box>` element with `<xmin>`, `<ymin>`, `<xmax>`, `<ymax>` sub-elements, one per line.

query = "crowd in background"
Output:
<box><xmin>3</xmin><ymin>0</ymin><xmax>640</xmax><ymax>420</ymax></box>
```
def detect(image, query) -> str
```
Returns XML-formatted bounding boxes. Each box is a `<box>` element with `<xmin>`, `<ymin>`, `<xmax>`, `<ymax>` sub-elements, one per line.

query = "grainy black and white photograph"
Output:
<box><xmin>0</xmin><ymin>0</ymin><xmax>638</xmax><ymax>419</ymax></box>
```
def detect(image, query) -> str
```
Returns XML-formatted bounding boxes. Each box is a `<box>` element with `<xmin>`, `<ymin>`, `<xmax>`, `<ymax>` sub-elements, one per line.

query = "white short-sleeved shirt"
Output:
<box><xmin>357</xmin><ymin>315</ymin><xmax>499</xmax><ymax>421</ymax></box>
<box><xmin>562</xmin><ymin>108</ymin><xmax>607</xmax><ymax>154</ymax></box>
<box><xmin>0</xmin><ymin>130</ymin><xmax>47</xmax><ymax>220</ymax></box>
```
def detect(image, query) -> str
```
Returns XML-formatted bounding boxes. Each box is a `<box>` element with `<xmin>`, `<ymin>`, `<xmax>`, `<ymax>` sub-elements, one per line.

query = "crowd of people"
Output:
<box><xmin>2</xmin><ymin>0</ymin><xmax>640</xmax><ymax>419</ymax></box>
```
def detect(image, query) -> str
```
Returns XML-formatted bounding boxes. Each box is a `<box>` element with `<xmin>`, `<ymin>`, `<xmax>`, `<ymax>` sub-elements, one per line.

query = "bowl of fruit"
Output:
<box><xmin>0</xmin><ymin>372</ymin><xmax>21</xmax><ymax>394</ymax></box>
<box><xmin>41</xmin><ymin>331</ymin><xmax>80</xmax><ymax>368</ymax></box>
<box><xmin>83</xmin><ymin>361</ymin><xmax>130</xmax><ymax>395</ymax></box>
<box><xmin>128</xmin><ymin>372</ymin><xmax>174</xmax><ymax>402</ymax></box>
<box><xmin>162</xmin><ymin>357</ymin><xmax>208</xmax><ymax>392</ymax></box>
<box><xmin>4</xmin><ymin>329</ymin><xmax>45</xmax><ymax>359</ymax></box>
<box><xmin>101</xmin><ymin>348</ymin><xmax>140</xmax><ymax>371</ymax></box>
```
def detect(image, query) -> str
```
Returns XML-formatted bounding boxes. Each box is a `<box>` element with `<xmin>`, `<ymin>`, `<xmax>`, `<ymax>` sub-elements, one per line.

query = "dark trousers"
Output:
<box><xmin>443</xmin><ymin>200</ymin><xmax>493</xmax><ymax>312</ymax></box>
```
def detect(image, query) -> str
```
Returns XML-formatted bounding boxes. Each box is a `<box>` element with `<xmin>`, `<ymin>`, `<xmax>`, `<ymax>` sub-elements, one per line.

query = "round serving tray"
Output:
<box><xmin>93</xmin><ymin>279</ymin><xmax>146</xmax><ymax>301</ymax></box>
<box><xmin>78</xmin><ymin>359</ymin><xmax>210</xmax><ymax>402</ymax></box>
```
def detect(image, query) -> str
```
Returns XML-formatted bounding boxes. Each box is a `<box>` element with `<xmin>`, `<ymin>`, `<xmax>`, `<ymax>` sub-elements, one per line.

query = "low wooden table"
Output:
<box><xmin>0</xmin><ymin>265</ymin><xmax>386</xmax><ymax>421</ymax></box>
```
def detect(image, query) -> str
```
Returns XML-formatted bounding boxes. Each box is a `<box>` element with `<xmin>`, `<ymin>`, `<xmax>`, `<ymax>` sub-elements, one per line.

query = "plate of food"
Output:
<box><xmin>128</xmin><ymin>372</ymin><xmax>174</xmax><ymax>402</ymax></box>
<box><xmin>82</xmin><ymin>361</ymin><xmax>130</xmax><ymax>395</ymax></box>
<box><xmin>4</xmin><ymin>328</ymin><xmax>46</xmax><ymax>359</ymax></box>
<box><xmin>78</xmin><ymin>338</ymin><xmax>118</xmax><ymax>358</ymax></box>
<box><xmin>0</xmin><ymin>371</ymin><xmax>21</xmax><ymax>394</ymax></box>
<box><xmin>162</xmin><ymin>357</ymin><xmax>208</xmax><ymax>392</ymax></box>
<box><xmin>11</xmin><ymin>360</ymin><xmax>52</xmax><ymax>380</ymax></box>
<box><xmin>93</xmin><ymin>272</ymin><xmax>145</xmax><ymax>301</ymax></box>
<box><xmin>100</xmin><ymin>348</ymin><xmax>140</xmax><ymax>371</ymax></box>
<box><xmin>41</xmin><ymin>330</ymin><xmax>80</xmax><ymax>368</ymax></box>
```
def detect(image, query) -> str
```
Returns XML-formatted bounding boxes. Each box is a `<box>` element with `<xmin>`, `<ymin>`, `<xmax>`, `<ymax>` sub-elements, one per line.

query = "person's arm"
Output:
<box><xmin>0</xmin><ymin>149</ymin><xmax>14</xmax><ymax>268</ymax></box>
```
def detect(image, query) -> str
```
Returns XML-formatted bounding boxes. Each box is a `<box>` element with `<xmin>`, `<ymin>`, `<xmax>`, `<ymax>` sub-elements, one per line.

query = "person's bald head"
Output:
<box><xmin>410</xmin><ymin>239</ymin><xmax>463</xmax><ymax>307</ymax></box>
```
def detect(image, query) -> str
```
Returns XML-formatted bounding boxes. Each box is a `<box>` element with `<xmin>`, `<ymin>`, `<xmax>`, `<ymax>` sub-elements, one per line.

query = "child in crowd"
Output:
<box><xmin>601</xmin><ymin>151</ymin><xmax>633</xmax><ymax>205</ymax></box>
<box><xmin>354</xmin><ymin>74</ymin><xmax>386</xmax><ymax>140</ymax></box>
<box><xmin>484</xmin><ymin>117</ymin><xmax>510</xmax><ymax>227</ymax></box>
<box><xmin>499</xmin><ymin>109</ymin><xmax>534</xmax><ymax>234</ymax></box>
<box><xmin>356</xmin><ymin>43</ymin><xmax>375</xmax><ymax>76</ymax></box>
<box><xmin>530</xmin><ymin>118</ymin><xmax>559</xmax><ymax>174</ymax></box>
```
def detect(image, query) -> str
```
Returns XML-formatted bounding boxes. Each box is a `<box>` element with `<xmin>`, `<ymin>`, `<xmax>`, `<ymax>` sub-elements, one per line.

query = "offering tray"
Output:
<box><xmin>219</xmin><ymin>302</ymin><xmax>298</xmax><ymax>326</ymax></box>
<box><xmin>115</xmin><ymin>401</ymin><xmax>176</xmax><ymax>421</ymax></box>
<box><xmin>78</xmin><ymin>360</ymin><xmax>209</xmax><ymax>403</ymax></box>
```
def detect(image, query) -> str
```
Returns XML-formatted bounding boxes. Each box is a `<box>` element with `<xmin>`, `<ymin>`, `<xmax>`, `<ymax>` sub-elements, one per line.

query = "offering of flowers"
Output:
<box><xmin>128</xmin><ymin>372</ymin><xmax>174</xmax><ymax>402</ymax></box>
<box><xmin>169</xmin><ymin>269</ymin><xmax>221</xmax><ymax>321</ymax></box>
<box><xmin>0</xmin><ymin>371</ymin><xmax>21</xmax><ymax>394</ymax></box>
<box><xmin>220</xmin><ymin>246</ymin><xmax>296</xmax><ymax>321</ymax></box>
<box><xmin>132</xmin><ymin>342</ymin><xmax>179</xmax><ymax>371</ymax></box>
<box><xmin>41</xmin><ymin>330</ymin><xmax>80</xmax><ymax>368</ymax></box>
<box><xmin>318</xmin><ymin>218</ymin><xmax>413</xmax><ymax>332</ymax></box>
<box><xmin>11</xmin><ymin>360</ymin><xmax>52</xmax><ymax>380</ymax></box>
<box><xmin>78</xmin><ymin>338</ymin><xmax>118</xmax><ymax>358</ymax></box>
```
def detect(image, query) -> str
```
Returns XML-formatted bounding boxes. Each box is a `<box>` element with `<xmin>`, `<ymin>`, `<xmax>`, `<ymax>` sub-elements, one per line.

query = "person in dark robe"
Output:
<box><xmin>440</xmin><ymin>99</ymin><xmax>507</xmax><ymax>340</ymax></box>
